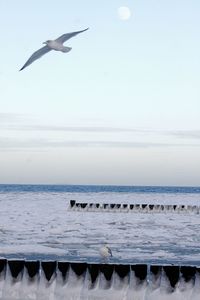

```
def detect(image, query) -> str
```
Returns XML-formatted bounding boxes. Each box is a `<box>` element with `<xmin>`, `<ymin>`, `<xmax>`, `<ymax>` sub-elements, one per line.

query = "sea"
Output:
<box><xmin>0</xmin><ymin>184</ymin><xmax>200</xmax><ymax>266</ymax></box>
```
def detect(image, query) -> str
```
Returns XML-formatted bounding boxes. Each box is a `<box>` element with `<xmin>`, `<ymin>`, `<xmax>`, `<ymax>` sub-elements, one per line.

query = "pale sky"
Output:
<box><xmin>0</xmin><ymin>0</ymin><xmax>200</xmax><ymax>185</ymax></box>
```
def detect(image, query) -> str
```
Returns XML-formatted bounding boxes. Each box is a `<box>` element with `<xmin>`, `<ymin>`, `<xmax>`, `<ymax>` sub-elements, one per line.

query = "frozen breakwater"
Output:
<box><xmin>1</xmin><ymin>259</ymin><xmax>200</xmax><ymax>299</ymax></box>
<box><xmin>68</xmin><ymin>199</ymin><xmax>200</xmax><ymax>214</ymax></box>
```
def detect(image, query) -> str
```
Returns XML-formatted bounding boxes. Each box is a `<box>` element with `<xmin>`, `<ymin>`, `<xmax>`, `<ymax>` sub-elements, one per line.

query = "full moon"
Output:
<box><xmin>118</xmin><ymin>6</ymin><xmax>131</xmax><ymax>21</ymax></box>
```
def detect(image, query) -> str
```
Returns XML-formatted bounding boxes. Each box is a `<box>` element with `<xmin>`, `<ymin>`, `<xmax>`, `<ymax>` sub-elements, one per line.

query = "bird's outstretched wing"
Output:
<box><xmin>20</xmin><ymin>45</ymin><xmax>52</xmax><ymax>71</ymax></box>
<box><xmin>55</xmin><ymin>28</ymin><xmax>89</xmax><ymax>44</ymax></box>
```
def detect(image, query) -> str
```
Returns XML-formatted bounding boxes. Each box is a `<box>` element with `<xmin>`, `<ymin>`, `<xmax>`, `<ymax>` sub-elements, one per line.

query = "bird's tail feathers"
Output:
<box><xmin>62</xmin><ymin>46</ymin><xmax>72</xmax><ymax>53</ymax></box>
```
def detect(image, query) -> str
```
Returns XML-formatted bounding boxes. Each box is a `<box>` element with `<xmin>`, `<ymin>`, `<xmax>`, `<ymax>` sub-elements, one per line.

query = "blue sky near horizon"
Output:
<box><xmin>0</xmin><ymin>0</ymin><xmax>200</xmax><ymax>185</ymax></box>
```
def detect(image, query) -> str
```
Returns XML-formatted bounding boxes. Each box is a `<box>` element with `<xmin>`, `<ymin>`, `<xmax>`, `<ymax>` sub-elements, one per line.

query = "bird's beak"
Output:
<box><xmin>43</xmin><ymin>42</ymin><xmax>46</xmax><ymax>45</ymax></box>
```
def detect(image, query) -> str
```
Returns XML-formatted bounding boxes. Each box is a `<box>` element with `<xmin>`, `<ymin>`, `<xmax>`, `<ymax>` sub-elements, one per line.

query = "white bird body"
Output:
<box><xmin>99</xmin><ymin>245</ymin><xmax>112</xmax><ymax>258</ymax></box>
<box><xmin>20</xmin><ymin>28</ymin><xmax>89</xmax><ymax>71</ymax></box>
<box><xmin>44</xmin><ymin>40</ymin><xmax>71</xmax><ymax>52</ymax></box>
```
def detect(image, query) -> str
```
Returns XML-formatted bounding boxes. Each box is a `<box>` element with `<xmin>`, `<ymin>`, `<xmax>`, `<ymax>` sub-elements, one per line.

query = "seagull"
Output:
<box><xmin>20</xmin><ymin>28</ymin><xmax>89</xmax><ymax>71</ymax></box>
<box><xmin>99</xmin><ymin>245</ymin><xmax>113</xmax><ymax>259</ymax></box>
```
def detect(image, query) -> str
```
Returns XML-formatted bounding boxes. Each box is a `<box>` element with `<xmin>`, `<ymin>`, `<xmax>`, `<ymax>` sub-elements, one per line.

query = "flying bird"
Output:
<box><xmin>20</xmin><ymin>28</ymin><xmax>89</xmax><ymax>71</ymax></box>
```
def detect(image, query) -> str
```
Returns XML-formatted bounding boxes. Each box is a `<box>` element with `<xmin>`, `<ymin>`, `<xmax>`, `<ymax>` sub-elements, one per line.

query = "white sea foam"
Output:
<box><xmin>0</xmin><ymin>191</ymin><xmax>200</xmax><ymax>265</ymax></box>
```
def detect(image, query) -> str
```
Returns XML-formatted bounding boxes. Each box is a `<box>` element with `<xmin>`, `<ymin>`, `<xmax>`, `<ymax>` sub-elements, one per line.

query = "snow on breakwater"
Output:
<box><xmin>68</xmin><ymin>199</ymin><xmax>200</xmax><ymax>213</ymax></box>
<box><xmin>0</xmin><ymin>259</ymin><xmax>200</xmax><ymax>300</ymax></box>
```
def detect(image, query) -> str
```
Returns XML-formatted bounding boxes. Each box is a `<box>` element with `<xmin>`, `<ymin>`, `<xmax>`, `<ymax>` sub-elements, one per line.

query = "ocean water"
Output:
<box><xmin>0</xmin><ymin>184</ymin><xmax>200</xmax><ymax>265</ymax></box>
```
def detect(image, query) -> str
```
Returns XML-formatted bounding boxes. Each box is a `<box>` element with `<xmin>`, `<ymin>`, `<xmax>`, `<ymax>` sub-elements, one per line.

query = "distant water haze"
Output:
<box><xmin>0</xmin><ymin>146</ymin><xmax>199</xmax><ymax>186</ymax></box>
